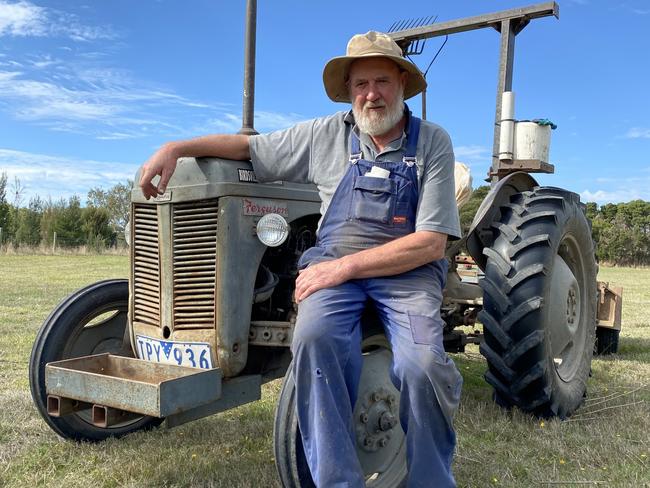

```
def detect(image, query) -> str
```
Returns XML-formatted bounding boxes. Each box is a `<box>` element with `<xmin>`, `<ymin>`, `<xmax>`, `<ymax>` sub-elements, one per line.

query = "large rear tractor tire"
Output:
<box><xmin>29</xmin><ymin>279</ymin><xmax>163</xmax><ymax>441</ymax></box>
<box><xmin>273</xmin><ymin>334</ymin><xmax>406</xmax><ymax>488</ymax></box>
<box><xmin>478</xmin><ymin>187</ymin><xmax>597</xmax><ymax>419</ymax></box>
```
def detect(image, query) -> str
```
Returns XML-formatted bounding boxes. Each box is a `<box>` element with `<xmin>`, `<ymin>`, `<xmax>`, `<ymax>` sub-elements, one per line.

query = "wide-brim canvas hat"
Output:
<box><xmin>323</xmin><ymin>31</ymin><xmax>427</xmax><ymax>103</ymax></box>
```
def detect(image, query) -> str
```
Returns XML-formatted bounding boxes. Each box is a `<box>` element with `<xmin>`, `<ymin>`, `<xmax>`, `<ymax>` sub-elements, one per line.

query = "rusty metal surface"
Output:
<box><xmin>165</xmin><ymin>374</ymin><xmax>261</xmax><ymax>428</ymax></box>
<box><xmin>172</xmin><ymin>200</ymin><xmax>219</xmax><ymax>329</ymax></box>
<box><xmin>91</xmin><ymin>405</ymin><xmax>143</xmax><ymax>428</ymax></box>
<box><xmin>46</xmin><ymin>353</ymin><xmax>222</xmax><ymax>418</ymax></box>
<box><xmin>489</xmin><ymin>159</ymin><xmax>555</xmax><ymax>178</ymax></box>
<box><xmin>46</xmin><ymin>395</ymin><xmax>91</xmax><ymax>417</ymax></box>
<box><xmin>249</xmin><ymin>320</ymin><xmax>293</xmax><ymax>347</ymax></box>
<box><xmin>597</xmin><ymin>282</ymin><xmax>623</xmax><ymax>330</ymax></box>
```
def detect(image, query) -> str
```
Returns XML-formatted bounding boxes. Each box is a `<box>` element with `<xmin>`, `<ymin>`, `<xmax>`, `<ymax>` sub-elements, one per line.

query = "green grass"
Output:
<box><xmin>0</xmin><ymin>256</ymin><xmax>648</xmax><ymax>487</ymax></box>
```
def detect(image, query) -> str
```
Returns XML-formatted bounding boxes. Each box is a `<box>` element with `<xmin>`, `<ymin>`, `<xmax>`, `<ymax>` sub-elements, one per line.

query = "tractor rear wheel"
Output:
<box><xmin>478</xmin><ymin>187</ymin><xmax>597</xmax><ymax>418</ymax></box>
<box><xmin>29</xmin><ymin>279</ymin><xmax>163</xmax><ymax>441</ymax></box>
<box><xmin>273</xmin><ymin>333</ymin><xmax>406</xmax><ymax>487</ymax></box>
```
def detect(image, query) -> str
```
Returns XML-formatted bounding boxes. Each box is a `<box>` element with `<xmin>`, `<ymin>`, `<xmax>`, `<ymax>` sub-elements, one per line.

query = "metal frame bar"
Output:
<box><xmin>389</xmin><ymin>2</ymin><xmax>558</xmax><ymax>43</ymax></box>
<box><xmin>389</xmin><ymin>2</ymin><xmax>559</xmax><ymax>182</ymax></box>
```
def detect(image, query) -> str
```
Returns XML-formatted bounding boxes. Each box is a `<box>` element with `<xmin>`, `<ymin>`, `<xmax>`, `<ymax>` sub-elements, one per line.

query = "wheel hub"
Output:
<box><xmin>549</xmin><ymin>253</ymin><xmax>584</xmax><ymax>380</ymax></box>
<box><xmin>356</xmin><ymin>388</ymin><xmax>398</xmax><ymax>452</ymax></box>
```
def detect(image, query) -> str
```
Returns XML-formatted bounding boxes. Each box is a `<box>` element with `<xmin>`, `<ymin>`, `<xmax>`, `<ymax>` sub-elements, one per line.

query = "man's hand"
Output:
<box><xmin>293</xmin><ymin>231</ymin><xmax>447</xmax><ymax>303</ymax></box>
<box><xmin>294</xmin><ymin>259</ymin><xmax>353</xmax><ymax>303</ymax></box>
<box><xmin>139</xmin><ymin>143</ymin><xmax>178</xmax><ymax>200</ymax></box>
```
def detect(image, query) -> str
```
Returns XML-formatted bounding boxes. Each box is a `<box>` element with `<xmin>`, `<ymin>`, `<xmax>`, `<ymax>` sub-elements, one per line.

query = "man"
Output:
<box><xmin>140</xmin><ymin>31</ymin><xmax>463</xmax><ymax>487</ymax></box>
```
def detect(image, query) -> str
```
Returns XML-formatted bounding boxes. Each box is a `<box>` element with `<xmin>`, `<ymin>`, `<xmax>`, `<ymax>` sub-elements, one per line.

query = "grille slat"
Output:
<box><xmin>131</xmin><ymin>200</ymin><xmax>218</xmax><ymax>331</ymax></box>
<box><xmin>173</xmin><ymin>200</ymin><xmax>218</xmax><ymax>329</ymax></box>
<box><xmin>132</xmin><ymin>203</ymin><xmax>160</xmax><ymax>327</ymax></box>
<box><xmin>174</xmin><ymin>231</ymin><xmax>219</xmax><ymax>240</ymax></box>
<box><xmin>174</xmin><ymin>206</ymin><xmax>218</xmax><ymax>215</ymax></box>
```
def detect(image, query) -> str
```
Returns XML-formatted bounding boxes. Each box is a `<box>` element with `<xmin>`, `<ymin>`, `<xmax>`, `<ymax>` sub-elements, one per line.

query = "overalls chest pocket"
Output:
<box><xmin>348</xmin><ymin>175</ymin><xmax>397</xmax><ymax>225</ymax></box>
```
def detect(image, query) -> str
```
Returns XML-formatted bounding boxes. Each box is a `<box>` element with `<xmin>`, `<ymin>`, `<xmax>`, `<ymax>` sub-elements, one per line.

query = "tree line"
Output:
<box><xmin>1</xmin><ymin>172</ymin><xmax>648</xmax><ymax>265</ymax></box>
<box><xmin>0</xmin><ymin>172</ymin><xmax>131</xmax><ymax>250</ymax></box>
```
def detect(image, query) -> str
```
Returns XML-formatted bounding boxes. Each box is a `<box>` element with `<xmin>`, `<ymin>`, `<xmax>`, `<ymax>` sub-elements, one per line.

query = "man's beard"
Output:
<box><xmin>352</xmin><ymin>91</ymin><xmax>405</xmax><ymax>137</ymax></box>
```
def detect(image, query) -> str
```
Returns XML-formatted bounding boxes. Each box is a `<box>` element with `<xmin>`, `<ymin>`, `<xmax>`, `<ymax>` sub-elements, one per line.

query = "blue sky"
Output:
<box><xmin>0</xmin><ymin>0</ymin><xmax>648</xmax><ymax>206</ymax></box>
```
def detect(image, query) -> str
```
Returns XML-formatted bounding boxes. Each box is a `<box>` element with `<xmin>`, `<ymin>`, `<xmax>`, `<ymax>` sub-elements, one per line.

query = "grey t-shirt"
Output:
<box><xmin>248</xmin><ymin>109</ymin><xmax>461</xmax><ymax>239</ymax></box>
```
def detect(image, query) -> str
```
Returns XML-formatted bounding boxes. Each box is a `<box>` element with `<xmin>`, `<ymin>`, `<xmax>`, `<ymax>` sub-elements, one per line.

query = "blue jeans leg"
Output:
<box><xmin>365</xmin><ymin>267</ymin><xmax>462</xmax><ymax>488</ymax></box>
<box><xmin>292</xmin><ymin>282</ymin><xmax>367</xmax><ymax>488</ymax></box>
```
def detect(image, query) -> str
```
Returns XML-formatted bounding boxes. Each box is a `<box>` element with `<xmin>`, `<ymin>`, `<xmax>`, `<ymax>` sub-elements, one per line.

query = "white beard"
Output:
<box><xmin>353</xmin><ymin>91</ymin><xmax>405</xmax><ymax>137</ymax></box>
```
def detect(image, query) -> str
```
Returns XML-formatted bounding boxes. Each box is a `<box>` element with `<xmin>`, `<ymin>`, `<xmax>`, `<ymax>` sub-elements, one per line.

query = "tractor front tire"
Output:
<box><xmin>29</xmin><ymin>279</ymin><xmax>163</xmax><ymax>441</ymax></box>
<box><xmin>479</xmin><ymin>187</ymin><xmax>597</xmax><ymax>419</ymax></box>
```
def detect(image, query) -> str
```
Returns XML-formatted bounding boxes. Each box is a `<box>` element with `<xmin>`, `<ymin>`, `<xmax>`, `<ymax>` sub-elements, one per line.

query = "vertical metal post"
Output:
<box><xmin>239</xmin><ymin>0</ymin><xmax>258</xmax><ymax>136</ymax></box>
<box><xmin>490</xmin><ymin>19</ymin><xmax>516</xmax><ymax>183</ymax></box>
<box><xmin>421</xmin><ymin>88</ymin><xmax>427</xmax><ymax>120</ymax></box>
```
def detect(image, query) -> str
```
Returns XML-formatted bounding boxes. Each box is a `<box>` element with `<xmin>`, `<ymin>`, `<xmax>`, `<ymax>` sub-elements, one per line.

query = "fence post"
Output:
<box><xmin>52</xmin><ymin>231</ymin><xmax>57</xmax><ymax>253</ymax></box>
<box><xmin>0</xmin><ymin>226</ymin><xmax>3</xmax><ymax>245</ymax></box>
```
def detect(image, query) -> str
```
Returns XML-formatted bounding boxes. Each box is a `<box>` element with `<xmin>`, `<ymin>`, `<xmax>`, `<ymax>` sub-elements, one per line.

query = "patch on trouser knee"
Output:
<box><xmin>408</xmin><ymin>313</ymin><xmax>444</xmax><ymax>349</ymax></box>
<box><xmin>407</xmin><ymin>313</ymin><xmax>463</xmax><ymax>426</ymax></box>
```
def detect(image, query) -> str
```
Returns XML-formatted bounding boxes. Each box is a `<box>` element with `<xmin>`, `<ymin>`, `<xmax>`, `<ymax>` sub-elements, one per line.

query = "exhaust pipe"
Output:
<box><xmin>239</xmin><ymin>0</ymin><xmax>258</xmax><ymax>135</ymax></box>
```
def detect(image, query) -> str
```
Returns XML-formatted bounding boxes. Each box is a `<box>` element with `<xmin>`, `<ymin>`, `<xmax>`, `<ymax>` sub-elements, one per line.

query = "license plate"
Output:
<box><xmin>135</xmin><ymin>335</ymin><xmax>213</xmax><ymax>369</ymax></box>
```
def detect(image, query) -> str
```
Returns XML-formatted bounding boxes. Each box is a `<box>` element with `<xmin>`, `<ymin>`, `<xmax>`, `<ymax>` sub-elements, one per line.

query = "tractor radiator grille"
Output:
<box><xmin>132</xmin><ymin>204</ymin><xmax>161</xmax><ymax>327</ymax></box>
<box><xmin>172</xmin><ymin>200</ymin><xmax>219</xmax><ymax>329</ymax></box>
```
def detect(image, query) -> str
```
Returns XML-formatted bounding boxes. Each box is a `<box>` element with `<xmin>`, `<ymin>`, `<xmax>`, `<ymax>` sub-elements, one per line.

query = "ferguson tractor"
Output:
<box><xmin>29</xmin><ymin>3</ymin><xmax>622</xmax><ymax>486</ymax></box>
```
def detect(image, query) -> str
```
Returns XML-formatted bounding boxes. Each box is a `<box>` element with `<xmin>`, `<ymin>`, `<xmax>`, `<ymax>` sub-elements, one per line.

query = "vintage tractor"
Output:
<box><xmin>29</xmin><ymin>2</ymin><xmax>622</xmax><ymax>487</ymax></box>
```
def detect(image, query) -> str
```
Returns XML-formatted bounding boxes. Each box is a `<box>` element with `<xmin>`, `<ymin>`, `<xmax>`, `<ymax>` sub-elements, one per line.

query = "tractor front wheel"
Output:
<box><xmin>29</xmin><ymin>279</ymin><xmax>163</xmax><ymax>441</ymax></box>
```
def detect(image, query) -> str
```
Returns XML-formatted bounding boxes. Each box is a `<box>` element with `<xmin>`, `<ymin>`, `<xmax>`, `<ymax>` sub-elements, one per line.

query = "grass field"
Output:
<box><xmin>0</xmin><ymin>255</ymin><xmax>648</xmax><ymax>487</ymax></box>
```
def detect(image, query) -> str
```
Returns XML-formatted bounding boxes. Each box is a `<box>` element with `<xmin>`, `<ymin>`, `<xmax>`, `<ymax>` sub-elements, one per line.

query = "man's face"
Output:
<box><xmin>348</xmin><ymin>57</ymin><xmax>407</xmax><ymax>137</ymax></box>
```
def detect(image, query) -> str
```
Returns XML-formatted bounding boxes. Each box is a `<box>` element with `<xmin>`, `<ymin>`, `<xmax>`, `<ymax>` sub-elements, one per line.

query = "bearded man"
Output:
<box><xmin>140</xmin><ymin>31</ymin><xmax>463</xmax><ymax>487</ymax></box>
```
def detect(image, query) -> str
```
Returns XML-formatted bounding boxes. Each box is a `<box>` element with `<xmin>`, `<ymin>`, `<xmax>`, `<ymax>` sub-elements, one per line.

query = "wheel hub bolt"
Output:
<box><xmin>567</xmin><ymin>288</ymin><xmax>577</xmax><ymax>324</ymax></box>
<box><xmin>360</xmin><ymin>413</ymin><xmax>369</xmax><ymax>424</ymax></box>
<box><xmin>379</xmin><ymin>412</ymin><xmax>396</xmax><ymax>431</ymax></box>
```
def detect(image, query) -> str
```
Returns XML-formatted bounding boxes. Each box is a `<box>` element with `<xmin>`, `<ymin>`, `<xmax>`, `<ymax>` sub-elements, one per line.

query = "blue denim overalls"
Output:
<box><xmin>292</xmin><ymin>112</ymin><xmax>462</xmax><ymax>488</ymax></box>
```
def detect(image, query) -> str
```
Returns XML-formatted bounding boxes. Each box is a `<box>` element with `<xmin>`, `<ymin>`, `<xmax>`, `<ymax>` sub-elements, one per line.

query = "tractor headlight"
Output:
<box><xmin>256</xmin><ymin>213</ymin><xmax>289</xmax><ymax>247</ymax></box>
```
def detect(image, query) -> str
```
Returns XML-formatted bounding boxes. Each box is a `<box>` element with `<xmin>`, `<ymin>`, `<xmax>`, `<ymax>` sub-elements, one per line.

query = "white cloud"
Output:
<box><xmin>0</xmin><ymin>64</ymin><xmax>310</xmax><ymax>140</ymax></box>
<box><xmin>454</xmin><ymin>145</ymin><xmax>491</xmax><ymax>162</ymax></box>
<box><xmin>580</xmin><ymin>185</ymin><xmax>650</xmax><ymax>204</ymax></box>
<box><xmin>0</xmin><ymin>148</ymin><xmax>138</xmax><ymax>203</ymax></box>
<box><xmin>0</xmin><ymin>0</ymin><xmax>45</xmax><ymax>37</ymax></box>
<box><xmin>0</xmin><ymin>0</ymin><xmax>115</xmax><ymax>40</ymax></box>
<box><xmin>625</xmin><ymin>127</ymin><xmax>650</xmax><ymax>139</ymax></box>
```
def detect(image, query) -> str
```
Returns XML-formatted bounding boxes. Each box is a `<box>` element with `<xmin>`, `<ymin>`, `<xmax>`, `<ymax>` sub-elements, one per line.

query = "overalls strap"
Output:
<box><xmin>348</xmin><ymin>111</ymin><xmax>421</xmax><ymax>165</ymax></box>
